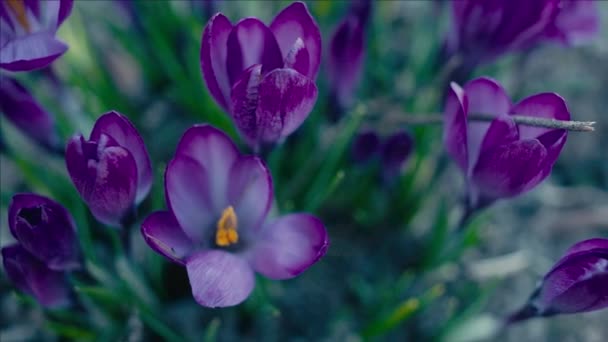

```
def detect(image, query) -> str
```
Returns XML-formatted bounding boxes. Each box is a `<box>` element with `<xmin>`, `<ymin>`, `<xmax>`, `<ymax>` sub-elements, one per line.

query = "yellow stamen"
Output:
<box><xmin>215</xmin><ymin>206</ymin><xmax>239</xmax><ymax>247</ymax></box>
<box><xmin>5</xmin><ymin>0</ymin><xmax>31</xmax><ymax>32</ymax></box>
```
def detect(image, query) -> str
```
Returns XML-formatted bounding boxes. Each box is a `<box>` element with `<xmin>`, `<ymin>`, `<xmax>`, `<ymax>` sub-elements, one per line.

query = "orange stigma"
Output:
<box><xmin>5</xmin><ymin>0</ymin><xmax>31</xmax><ymax>32</ymax></box>
<box><xmin>215</xmin><ymin>206</ymin><xmax>239</xmax><ymax>247</ymax></box>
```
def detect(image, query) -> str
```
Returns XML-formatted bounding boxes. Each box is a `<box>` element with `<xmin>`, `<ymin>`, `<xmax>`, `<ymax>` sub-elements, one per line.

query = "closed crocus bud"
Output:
<box><xmin>8</xmin><ymin>193</ymin><xmax>81</xmax><ymax>271</ymax></box>
<box><xmin>2</xmin><ymin>244</ymin><xmax>72</xmax><ymax>308</ymax></box>
<box><xmin>327</xmin><ymin>0</ymin><xmax>371</xmax><ymax>114</ymax></box>
<box><xmin>0</xmin><ymin>0</ymin><xmax>74</xmax><ymax>72</ymax></box>
<box><xmin>380</xmin><ymin>130</ymin><xmax>414</xmax><ymax>182</ymax></box>
<box><xmin>508</xmin><ymin>238</ymin><xmax>608</xmax><ymax>323</ymax></box>
<box><xmin>66</xmin><ymin>111</ymin><xmax>152</xmax><ymax>227</ymax></box>
<box><xmin>0</xmin><ymin>77</ymin><xmax>59</xmax><ymax>151</ymax></box>
<box><xmin>444</xmin><ymin>77</ymin><xmax>570</xmax><ymax>210</ymax></box>
<box><xmin>201</xmin><ymin>1</ymin><xmax>321</xmax><ymax>151</ymax></box>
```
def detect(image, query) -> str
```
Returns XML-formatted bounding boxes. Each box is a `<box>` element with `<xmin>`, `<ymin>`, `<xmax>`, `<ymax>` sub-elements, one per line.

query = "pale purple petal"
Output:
<box><xmin>56</xmin><ymin>0</ymin><xmax>74</xmax><ymax>27</ymax></box>
<box><xmin>141</xmin><ymin>211</ymin><xmax>195</xmax><ymax>265</ymax></box>
<box><xmin>0</xmin><ymin>31</ymin><xmax>67</xmax><ymax>71</ymax></box>
<box><xmin>547</xmin><ymin>0</ymin><xmax>599</xmax><ymax>45</ymax></box>
<box><xmin>250</xmin><ymin>214</ymin><xmax>328</xmax><ymax>280</ymax></box>
<box><xmin>200</xmin><ymin>13</ymin><xmax>233</xmax><ymax>112</ymax></box>
<box><xmin>90</xmin><ymin>111</ymin><xmax>152</xmax><ymax>204</ymax></box>
<box><xmin>283</xmin><ymin>37</ymin><xmax>309</xmax><ymax>77</ymax></box>
<box><xmin>270</xmin><ymin>1</ymin><xmax>321</xmax><ymax>79</ymax></box>
<box><xmin>443</xmin><ymin>82</ymin><xmax>469</xmax><ymax>172</ymax></box>
<box><xmin>228</xmin><ymin>156</ymin><xmax>273</xmax><ymax>233</ymax></box>
<box><xmin>186</xmin><ymin>250</ymin><xmax>255</xmax><ymax>308</ymax></box>
<box><xmin>226</xmin><ymin>18</ymin><xmax>283</xmax><ymax>85</ymax></box>
<box><xmin>230</xmin><ymin>64</ymin><xmax>263</xmax><ymax>144</ymax></box>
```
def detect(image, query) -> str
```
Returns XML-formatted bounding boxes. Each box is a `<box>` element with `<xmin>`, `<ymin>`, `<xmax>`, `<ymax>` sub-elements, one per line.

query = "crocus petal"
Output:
<box><xmin>0</xmin><ymin>77</ymin><xmax>58</xmax><ymax>149</ymax></box>
<box><xmin>56</xmin><ymin>0</ymin><xmax>74</xmax><ymax>27</ymax></box>
<box><xmin>443</xmin><ymin>82</ymin><xmax>469</xmax><ymax>171</ymax></box>
<box><xmin>473</xmin><ymin>115</ymin><xmax>519</xmax><ymax>171</ymax></box>
<box><xmin>270</xmin><ymin>1</ymin><xmax>321</xmax><ymax>79</ymax></box>
<box><xmin>228</xmin><ymin>156</ymin><xmax>273</xmax><ymax>233</ymax></box>
<box><xmin>226</xmin><ymin>18</ymin><xmax>283</xmax><ymax>86</ymax></box>
<box><xmin>250</xmin><ymin>214</ymin><xmax>328</xmax><ymax>280</ymax></box>
<box><xmin>186</xmin><ymin>250</ymin><xmax>255</xmax><ymax>308</ymax></box>
<box><xmin>463</xmin><ymin>77</ymin><xmax>512</xmax><ymax>168</ymax></box>
<box><xmin>472</xmin><ymin>139</ymin><xmax>547</xmax><ymax>199</ymax></box>
<box><xmin>0</xmin><ymin>31</ymin><xmax>67</xmax><ymax>71</ymax></box>
<box><xmin>230</xmin><ymin>64</ymin><xmax>263</xmax><ymax>144</ymax></box>
<box><xmin>173</xmin><ymin>125</ymin><xmax>239</xmax><ymax>212</ymax></box>
<box><xmin>255</xmin><ymin>68</ymin><xmax>318</xmax><ymax>143</ymax></box>
<box><xmin>87</xmin><ymin>146</ymin><xmax>138</xmax><ymax>227</ymax></box>
<box><xmin>2</xmin><ymin>244</ymin><xmax>71</xmax><ymax>308</ymax></box>
<box><xmin>547</xmin><ymin>0</ymin><xmax>599</xmax><ymax>45</ymax></box>
<box><xmin>65</xmin><ymin>135</ymin><xmax>97</xmax><ymax>200</ymax></box>
<box><xmin>283</xmin><ymin>37</ymin><xmax>309</xmax><ymax>77</ymax></box>
<box><xmin>8</xmin><ymin>193</ymin><xmax>81</xmax><ymax>271</ymax></box>
<box><xmin>141</xmin><ymin>211</ymin><xmax>195</xmax><ymax>265</ymax></box>
<box><xmin>200</xmin><ymin>13</ymin><xmax>233</xmax><ymax>112</ymax></box>
<box><xmin>165</xmin><ymin>155</ymin><xmax>215</xmax><ymax>244</ymax></box>
<box><xmin>511</xmin><ymin>93</ymin><xmax>570</xmax><ymax>140</ymax></box>
<box><xmin>90</xmin><ymin>111</ymin><xmax>152</xmax><ymax>204</ymax></box>
<box><xmin>549</xmin><ymin>238</ymin><xmax>608</xmax><ymax>272</ymax></box>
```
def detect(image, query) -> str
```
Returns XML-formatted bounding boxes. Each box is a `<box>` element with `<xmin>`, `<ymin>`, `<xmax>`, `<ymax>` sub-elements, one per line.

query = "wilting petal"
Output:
<box><xmin>270</xmin><ymin>1</ymin><xmax>321</xmax><ymax>79</ymax></box>
<box><xmin>255</xmin><ymin>68</ymin><xmax>317</xmax><ymax>143</ymax></box>
<box><xmin>472</xmin><ymin>139</ymin><xmax>547</xmax><ymax>199</ymax></box>
<box><xmin>90</xmin><ymin>111</ymin><xmax>152</xmax><ymax>204</ymax></box>
<box><xmin>0</xmin><ymin>77</ymin><xmax>58</xmax><ymax>149</ymax></box>
<box><xmin>463</xmin><ymin>77</ymin><xmax>512</xmax><ymax>167</ymax></box>
<box><xmin>228</xmin><ymin>156</ymin><xmax>273</xmax><ymax>233</ymax></box>
<box><xmin>0</xmin><ymin>31</ymin><xmax>67</xmax><ymax>71</ymax></box>
<box><xmin>351</xmin><ymin>129</ymin><xmax>380</xmax><ymax>163</ymax></box>
<box><xmin>141</xmin><ymin>211</ymin><xmax>195</xmax><ymax>265</ymax></box>
<box><xmin>165</xmin><ymin>155</ymin><xmax>215</xmax><ymax>244</ymax></box>
<box><xmin>200</xmin><ymin>13</ymin><xmax>233</xmax><ymax>112</ymax></box>
<box><xmin>226</xmin><ymin>18</ymin><xmax>283</xmax><ymax>85</ymax></box>
<box><xmin>443</xmin><ymin>82</ymin><xmax>469</xmax><ymax>171</ymax></box>
<box><xmin>547</xmin><ymin>0</ymin><xmax>599</xmax><ymax>45</ymax></box>
<box><xmin>186</xmin><ymin>250</ymin><xmax>255</xmax><ymax>308</ymax></box>
<box><xmin>230</xmin><ymin>64</ymin><xmax>263</xmax><ymax>144</ymax></box>
<box><xmin>8</xmin><ymin>193</ymin><xmax>80</xmax><ymax>271</ymax></box>
<box><xmin>511</xmin><ymin>93</ymin><xmax>570</xmax><ymax>140</ymax></box>
<box><xmin>173</xmin><ymin>125</ymin><xmax>239</xmax><ymax>211</ymax></box>
<box><xmin>250</xmin><ymin>214</ymin><xmax>328</xmax><ymax>280</ymax></box>
<box><xmin>2</xmin><ymin>244</ymin><xmax>71</xmax><ymax>308</ymax></box>
<box><xmin>87</xmin><ymin>146</ymin><xmax>138</xmax><ymax>227</ymax></box>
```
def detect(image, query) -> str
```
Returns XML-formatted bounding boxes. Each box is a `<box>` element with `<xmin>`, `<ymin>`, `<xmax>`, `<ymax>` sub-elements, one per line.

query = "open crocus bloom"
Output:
<box><xmin>66</xmin><ymin>111</ymin><xmax>152</xmax><ymax>227</ymax></box>
<box><xmin>0</xmin><ymin>0</ymin><xmax>74</xmax><ymax>72</ymax></box>
<box><xmin>444</xmin><ymin>77</ymin><xmax>570</xmax><ymax>209</ymax></box>
<box><xmin>141</xmin><ymin>125</ymin><xmax>329</xmax><ymax>308</ymax></box>
<box><xmin>201</xmin><ymin>1</ymin><xmax>321</xmax><ymax>150</ymax></box>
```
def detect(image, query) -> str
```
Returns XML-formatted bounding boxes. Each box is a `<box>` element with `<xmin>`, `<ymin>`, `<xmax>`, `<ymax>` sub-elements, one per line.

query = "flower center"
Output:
<box><xmin>17</xmin><ymin>206</ymin><xmax>45</xmax><ymax>226</ymax></box>
<box><xmin>215</xmin><ymin>206</ymin><xmax>239</xmax><ymax>247</ymax></box>
<box><xmin>5</xmin><ymin>0</ymin><xmax>31</xmax><ymax>32</ymax></box>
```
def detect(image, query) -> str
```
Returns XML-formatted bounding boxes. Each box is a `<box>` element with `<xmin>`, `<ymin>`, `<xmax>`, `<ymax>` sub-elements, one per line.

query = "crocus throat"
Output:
<box><xmin>215</xmin><ymin>206</ymin><xmax>239</xmax><ymax>247</ymax></box>
<box><xmin>17</xmin><ymin>206</ymin><xmax>45</xmax><ymax>226</ymax></box>
<box><xmin>5</xmin><ymin>0</ymin><xmax>31</xmax><ymax>32</ymax></box>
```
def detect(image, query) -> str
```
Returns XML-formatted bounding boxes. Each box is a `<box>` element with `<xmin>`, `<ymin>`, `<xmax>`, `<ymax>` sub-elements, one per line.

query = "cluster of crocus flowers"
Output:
<box><xmin>508</xmin><ymin>238</ymin><xmax>608</xmax><ymax>322</ymax></box>
<box><xmin>443</xmin><ymin>0</ymin><xmax>599</xmax><ymax>80</ymax></box>
<box><xmin>141</xmin><ymin>125</ymin><xmax>329</xmax><ymax>308</ymax></box>
<box><xmin>66</xmin><ymin>111</ymin><xmax>152</xmax><ymax>227</ymax></box>
<box><xmin>201</xmin><ymin>1</ymin><xmax>321</xmax><ymax>151</ymax></box>
<box><xmin>327</xmin><ymin>0</ymin><xmax>371</xmax><ymax>117</ymax></box>
<box><xmin>0</xmin><ymin>0</ymin><xmax>74</xmax><ymax>72</ymax></box>
<box><xmin>443</xmin><ymin>77</ymin><xmax>570</xmax><ymax>211</ymax></box>
<box><xmin>352</xmin><ymin>129</ymin><xmax>414</xmax><ymax>183</ymax></box>
<box><xmin>1</xmin><ymin>193</ymin><xmax>81</xmax><ymax>308</ymax></box>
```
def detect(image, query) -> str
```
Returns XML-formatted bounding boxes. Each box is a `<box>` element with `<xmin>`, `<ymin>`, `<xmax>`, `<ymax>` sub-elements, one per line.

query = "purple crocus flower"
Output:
<box><xmin>443</xmin><ymin>0</ymin><xmax>599</xmax><ymax>80</ymax></box>
<box><xmin>141</xmin><ymin>125</ymin><xmax>329</xmax><ymax>308</ymax></box>
<box><xmin>2</xmin><ymin>244</ymin><xmax>72</xmax><ymax>308</ymax></box>
<box><xmin>1</xmin><ymin>0</ymin><xmax>74</xmax><ymax>72</ymax></box>
<box><xmin>66</xmin><ymin>111</ymin><xmax>152</xmax><ymax>227</ymax></box>
<box><xmin>508</xmin><ymin>238</ymin><xmax>608</xmax><ymax>322</ymax></box>
<box><xmin>200</xmin><ymin>1</ymin><xmax>321</xmax><ymax>150</ymax></box>
<box><xmin>0</xmin><ymin>76</ymin><xmax>59</xmax><ymax>150</ymax></box>
<box><xmin>8</xmin><ymin>193</ymin><xmax>81</xmax><ymax>271</ymax></box>
<box><xmin>327</xmin><ymin>0</ymin><xmax>371</xmax><ymax>114</ymax></box>
<box><xmin>444</xmin><ymin>77</ymin><xmax>570</xmax><ymax>210</ymax></box>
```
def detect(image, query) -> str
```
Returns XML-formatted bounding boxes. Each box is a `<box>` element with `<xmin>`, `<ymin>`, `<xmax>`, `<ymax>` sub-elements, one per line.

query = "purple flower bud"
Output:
<box><xmin>351</xmin><ymin>129</ymin><xmax>380</xmax><ymax>163</ymax></box>
<box><xmin>200</xmin><ymin>2</ymin><xmax>321</xmax><ymax>150</ymax></box>
<box><xmin>141</xmin><ymin>125</ymin><xmax>328</xmax><ymax>307</ymax></box>
<box><xmin>444</xmin><ymin>0</ymin><xmax>599</xmax><ymax>68</ymax></box>
<box><xmin>380</xmin><ymin>130</ymin><xmax>414</xmax><ymax>181</ymax></box>
<box><xmin>8</xmin><ymin>193</ymin><xmax>81</xmax><ymax>271</ymax></box>
<box><xmin>443</xmin><ymin>77</ymin><xmax>569</xmax><ymax>209</ymax></box>
<box><xmin>2</xmin><ymin>244</ymin><xmax>72</xmax><ymax>308</ymax></box>
<box><xmin>509</xmin><ymin>238</ymin><xmax>608</xmax><ymax>322</ymax></box>
<box><xmin>0</xmin><ymin>0</ymin><xmax>74</xmax><ymax>72</ymax></box>
<box><xmin>0</xmin><ymin>77</ymin><xmax>59</xmax><ymax>151</ymax></box>
<box><xmin>66</xmin><ymin>111</ymin><xmax>152</xmax><ymax>227</ymax></box>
